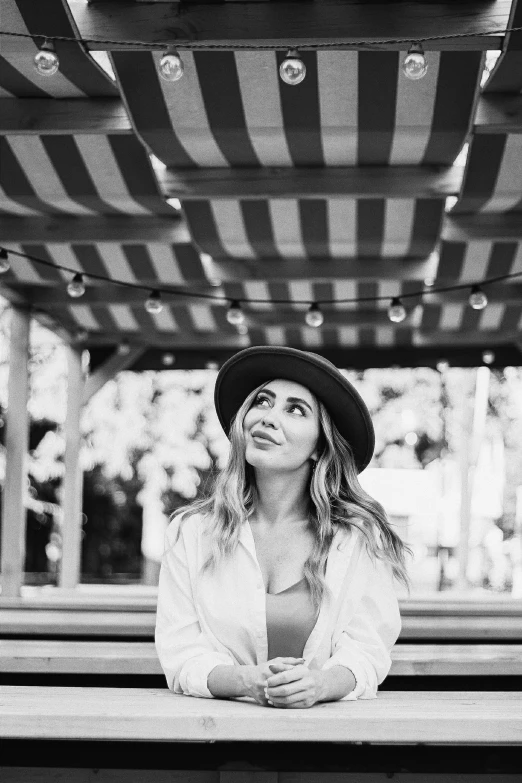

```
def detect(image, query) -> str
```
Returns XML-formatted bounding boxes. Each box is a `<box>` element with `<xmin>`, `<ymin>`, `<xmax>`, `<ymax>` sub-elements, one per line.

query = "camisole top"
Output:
<box><xmin>265</xmin><ymin>577</ymin><xmax>320</xmax><ymax>660</ymax></box>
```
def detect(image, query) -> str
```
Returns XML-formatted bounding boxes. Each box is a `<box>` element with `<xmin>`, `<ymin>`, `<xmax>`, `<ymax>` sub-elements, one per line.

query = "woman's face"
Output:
<box><xmin>242</xmin><ymin>379</ymin><xmax>320</xmax><ymax>474</ymax></box>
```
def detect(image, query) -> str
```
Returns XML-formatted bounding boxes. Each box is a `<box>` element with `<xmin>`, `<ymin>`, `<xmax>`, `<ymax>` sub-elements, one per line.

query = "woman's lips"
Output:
<box><xmin>251</xmin><ymin>432</ymin><xmax>278</xmax><ymax>445</ymax></box>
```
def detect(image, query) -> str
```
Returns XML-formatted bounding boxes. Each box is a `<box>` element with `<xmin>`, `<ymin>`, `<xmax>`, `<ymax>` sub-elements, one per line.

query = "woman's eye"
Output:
<box><xmin>289</xmin><ymin>404</ymin><xmax>305</xmax><ymax>416</ymax></box>
<box><xmin>254</xmin><ymin>396</ymin><xmax>270</xmax><ymax>407</ymax></box>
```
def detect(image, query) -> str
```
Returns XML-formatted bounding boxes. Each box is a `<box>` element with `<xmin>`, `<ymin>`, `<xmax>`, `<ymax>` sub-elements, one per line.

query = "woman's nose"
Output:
<box><xmin>261</xmin><ymin>412</ymin><xmax>278</xmax><ymax>428</ymax></box>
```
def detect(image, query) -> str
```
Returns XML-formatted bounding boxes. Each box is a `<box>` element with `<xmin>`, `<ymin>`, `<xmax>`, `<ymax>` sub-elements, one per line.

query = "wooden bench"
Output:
<box><xmin>1</xmin><ymin>640</ymin><xmax>522</xmax><ymax>677</ymax></box>
<box><xmin>1</xmin><ymin>686</ymin><xmax>521</xmax><ymax>744</ymax></box>
<box><xmin>2</xmin><ymin>595</ymin><xmax>522</xmax><ymax>639</ymax></box>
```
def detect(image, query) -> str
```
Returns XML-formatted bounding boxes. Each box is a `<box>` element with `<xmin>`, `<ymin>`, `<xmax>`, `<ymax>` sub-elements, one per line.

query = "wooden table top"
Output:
<box><xmin>0</xmin><ymin>687</ymin><xmax>521</xmax><ymax>744</ymax></box>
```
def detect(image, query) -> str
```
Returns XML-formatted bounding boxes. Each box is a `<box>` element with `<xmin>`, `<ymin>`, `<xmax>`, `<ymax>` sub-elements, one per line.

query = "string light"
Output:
<box><xmin>402</xmin><ymin>43</ymin><xmax>428</xmax><ymax>80</ymax></box>
<box><xmin>280</xmin><ymin>49</ymin><xmax>306</xmax><ymax>85</ymax></box>
<box><xmin>482</xmin><ymin>350</ymin><xmax>495</xmax><ymax>365</ymax></box>
<box><xmin>469</xmin><ymin>285</ymin><xmax>488</xmax><ymax>310</ymax></box>
<box><xmin>158</xmin><ymin>49</ymin><xmax>184</xmax><ymax>82</ymax></box>
<box><xmin>66</xmin><ymin>273</ymin><xmax>85</xmax><ymax>298</ymax></box>
<box><xmin>226</xmin><ymin>300</ymin><xmax>245</xmax><ymax>326</ymax></box>
<box><xmin>387</xmin><ymin>297</ymin><xmax>407</xmax><ymax>323</ymax></box>
<box><xmin>34</xmin><ymin>39</ymin><xmax>59</xmax><ymax>76</ymax></box>
<box><xmin>145</xmin><ymin>290</ymin><xmax>163</xmax><ymax>314</ymax></box>
<box><xmin>162</xmin><ymin>352</ymin><xmax>176</xmax><ymax>366</ymax></box>
<box><xmin>305</xmin><ymin>303</ymin><xmax>324</xmax><ymax>328</ymax></box>
<box><xmin>0</xmin><ymin>249</ymin><xmax>10</xmax><ymax>274</ymax></box>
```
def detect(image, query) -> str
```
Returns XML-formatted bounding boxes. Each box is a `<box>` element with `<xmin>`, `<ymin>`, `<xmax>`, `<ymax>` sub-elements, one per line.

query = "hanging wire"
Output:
<box><xmin>1</xmin><ymin>245</ymin><xmax>522</xmax><ymax>307</ymax></box>
<box><xmin>0</xmin><ymin>24</ymin><xmax>521</xmax><ymax>51</ymax></box>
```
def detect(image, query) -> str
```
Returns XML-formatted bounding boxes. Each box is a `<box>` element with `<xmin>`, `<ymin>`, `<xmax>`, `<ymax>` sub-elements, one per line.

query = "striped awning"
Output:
<box><xmin>182</xmin><ymin>197</ymin><xmax>445</xmax><ymax>260</ymax></box>
<box><xmin>1</xmin><ymin>0</ymin><xmax>521</xmax><ymax>368</ymax></box>
<box><xmin>1</xmin><ymin>0</ymin><xmax>116</xmax><ymax>98</ymax></box>
<box><xmin>111</xmin><ymin>50</ymin><xmax>483</xmax><ymax>168</ymax></box>
<box><xmin>0</xmin><ymin>134</ymin><xmax>174</xmax><ymax>216</ymax></box>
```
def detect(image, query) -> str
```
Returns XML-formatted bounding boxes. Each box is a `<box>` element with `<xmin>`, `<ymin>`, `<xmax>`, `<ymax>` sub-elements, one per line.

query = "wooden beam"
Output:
<box><xmin>69</xmin><ymin>0</ymin><xmax>507</xmax><ymax>50</ymax></box>
<box><xmin>474</xmin><ymin>95</ymin><xmax>522</xmax><ymax>134</ymax></box>
<box><xmin>483</xmin><ymin>0</ymin><xmax>522</xmax><ymax>92</ymax></box>
<box><xmin>0</xmin><ymin>217</ymin><xmax>189</xmax><ymax>244</ymax></box>
<box><xmin>211</xmin><ymin>258</ymin><xmax>437</xmax><ymax>282</ymax></box>
<box><xmin>0</xmin><ymin>99</ymin><xmax>131</xmax><ymax>135</ymax></box>
<box><xmin>444</xmin><ymin>214</ymin><xmax>522</xmax><ymax>242</ymax></box>
<box><xmin>59</xmin><ymin>347</ymin><xmax>86</xmax><ymax>590</ymax></box>
<box><xmin>83</xmin><ymin>346</ymin><xmax>146</xmax><ymax>404</ymax></box>
<box><xmin>162</xmin><ymin>166</ymin><xmax>463</xmax><ymax>200</ymax></box>
<box><xmin>0</xmin><ymin>307</ymin><xmax>30</xmax><ymax>598</ymax></box>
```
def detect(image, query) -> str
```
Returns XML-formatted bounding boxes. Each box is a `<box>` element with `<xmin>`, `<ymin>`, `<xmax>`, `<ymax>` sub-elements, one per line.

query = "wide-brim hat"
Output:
<box><xmin>214</xmin><ymin>346</ymin><xmax>375</xmax><ymax>473</ymax></box>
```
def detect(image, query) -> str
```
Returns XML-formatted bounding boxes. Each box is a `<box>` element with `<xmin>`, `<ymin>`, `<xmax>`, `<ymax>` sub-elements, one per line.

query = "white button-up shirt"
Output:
<box><xmin>155</xmin><ymin>512</ymin><xmax>402</xmax><ymax>701</ymax></box>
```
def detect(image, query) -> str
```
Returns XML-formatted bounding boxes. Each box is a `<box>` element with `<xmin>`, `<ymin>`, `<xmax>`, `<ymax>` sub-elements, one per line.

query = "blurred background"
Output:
<box><xmin>1</xmin><ymin>296</ymin><xmax>520</xmax><ymax>600</ymax></box>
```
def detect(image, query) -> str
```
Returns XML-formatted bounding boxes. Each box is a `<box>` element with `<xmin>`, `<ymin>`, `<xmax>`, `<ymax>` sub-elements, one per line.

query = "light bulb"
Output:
<box><xmin>145</xmin><ymin>290</ymin><xmax>163</xmax><ymax>314</ymax></box>
<box><xmin>162</xmin><ymin>352</ymin><xmax>175</xmax><ymax>366</ymax></box>
<box><xmin>469</xmin><ymin>285</ymin><xmax>488</xmax><ymax>310</ymax></box>
<box><xmin>388</xmin><ymin>297</ymin><xmax>407</xmax><ymax>323</ymax></box>
<box><xmin>226</xmin><ymin>300</ymin><xmax>245</xmax><ymax>326</ymax></box>
<box><xmin>402</xmin><ymin>43</ymin><xmax>428</xmax><ymax>80</ymax></box>
<box><xmin>305</xmin><ymin>303</ymin><xmax>324</xmax><ymax>328</ymax></box>
<box><xmin>34</xmin><ymin>40</ymin><xmax>59</xmax><ymax>77</ymax></box>
<box><xmin>482</xmin><ymin>350</ymin><xmax>495</xmax><ymax>365</ymax></box>
<box><xmin>236</xmin><ymin>323</ymin><xmax>249</xmax><ymax>336</ymax></box>
<box><xmin>436</xmin><ymin>360</ymin><xmax>449</xmax><ymax>373</ymax></box>
<box><xmin>280</xmin><ymin>49</ymin><xmax>306</xmax><ymax>85</ymax></box>
<box><xmin>158</xmin><ymin>50</ymin><xmax>184</xmax><ymax>82</ymax></box>
<box><xmin>0</xmin><ymin>249</ymin><xmax>10</xmax><ymax>274</ymax></box>
<box><xmin>67</xmin><ymin>273</ymin><xmax>85</xmax><ymax>298</ymax></box>
<box><xmin>117</xmin><ymin>341</ymin><xmax>131</xmax><ymax>356</ymax></box>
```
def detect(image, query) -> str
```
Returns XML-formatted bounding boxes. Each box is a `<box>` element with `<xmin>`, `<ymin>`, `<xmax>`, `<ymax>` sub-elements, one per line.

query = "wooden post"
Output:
<box><xmin>59</xmin><ymin>346</ymin><xmax>85</xmax><ymax>589</ymax></box>
<box><xmin>456</xmin><ymin>367</ymin><xmax>490</xmax><ymax>591</ymax></box>
<box><xmin>0</xmin><ymin>307</ymin><xmax>30</xmax><ymax>597</ymax></box>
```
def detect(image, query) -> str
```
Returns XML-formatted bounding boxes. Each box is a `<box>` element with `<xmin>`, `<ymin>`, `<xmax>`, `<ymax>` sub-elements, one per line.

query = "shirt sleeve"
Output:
<box><xmin>321</xmin><ymin>542</ymin><xmax>402</xmax><ymax>701</ymax></box>
<box><xmin>155</xmin><ymin>513</ymin><xmax>235</xmax><ymax>699</ymax></box>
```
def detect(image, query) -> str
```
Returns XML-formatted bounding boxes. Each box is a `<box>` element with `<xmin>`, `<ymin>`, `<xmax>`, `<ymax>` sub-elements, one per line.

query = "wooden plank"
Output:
<box><xmin>1</xmin><ymin>687</ymin><xmax>521</xmax><ymax>743</ymax></box>
<box><xmin>474</xmin><ymin>95</ymin><xmax>522</xmax><ymax>134</ymax></box>
<box><xmin>0</xmin><ymin>217</ymin><xmax>189</xmax><ymax>244</ymax></box>
<box><xmin>1</xmin><ymin>610</ymin><xmax>522</xmax><ymax>639</ymax></box>
<box><xmin>444</xmin><ymin>214</ymin><xmax>522</xmax><ymax>242</ymax></box>
<box><xmin>0</xmin><ymin>308</ymin><xmax>30</xmax><ymax>598</ymax></box>
<box><xmin>59</xmin><ymin>348</ymin><xmax>85</xmax><ymax>590</ymax></box>
<box><xmin>1</xmin><ymin>641</ymin><xmax>522</xmax><ymax>677</ymax></box>
<box><xmin>210</xmin><ymin>259</ymin><xmax>436</xmax><ymax>283</ymax></box>
<box><xmin>0</xmin><ymin>100</ymin><xmax>131</xmax><ymax>135</ymax></box>
<box><xmin>68</xmin><ymin>0</ymin><xmax>507</xmax><ymax>51</ymax></box>
<box><xmin>1</xmin><ymin>774</ymin><xmax>519</xmax><ymax>783</ymax></box>
<box><xmin>161</xmin><ymin>167</ymin><xmax>463</xmax><ymax>200</ymax></box>
<box><xmin>83</xmin><ymin>347</ymin><xmax>146</xmax><ymax>404</ymax></box>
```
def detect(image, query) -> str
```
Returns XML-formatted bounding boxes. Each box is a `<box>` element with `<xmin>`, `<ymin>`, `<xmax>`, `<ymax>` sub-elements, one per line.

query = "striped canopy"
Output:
<box><xmin>1</xmin><ymin>0</ymin><xmax>522</xmax><ymax>369</ymax></box>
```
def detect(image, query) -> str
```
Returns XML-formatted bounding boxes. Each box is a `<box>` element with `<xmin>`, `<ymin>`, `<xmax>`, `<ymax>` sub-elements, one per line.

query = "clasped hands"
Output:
<box><xmin>263</xmin><ymin>656</ymin><xmax>325</xmax><ymax>709</ymax></box>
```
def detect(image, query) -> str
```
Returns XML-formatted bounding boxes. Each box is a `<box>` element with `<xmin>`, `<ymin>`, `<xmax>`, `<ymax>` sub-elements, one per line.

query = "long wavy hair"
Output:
<box><xmin>170</xmin><ymin>380</ymin><xmax>413</xmax><ymax>611</ymax></box>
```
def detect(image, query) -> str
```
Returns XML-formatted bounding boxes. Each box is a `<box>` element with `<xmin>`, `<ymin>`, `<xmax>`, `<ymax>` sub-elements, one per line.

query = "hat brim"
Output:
<box><xmin>214</xmin><ymin>346</ymin><xmax>374</xmax><ymax>473</ymax></box>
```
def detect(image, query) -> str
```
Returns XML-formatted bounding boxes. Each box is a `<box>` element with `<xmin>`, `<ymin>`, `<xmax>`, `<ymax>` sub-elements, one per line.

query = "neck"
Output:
<box><xmin>251</xmin><ymin>466</ymin><xmax>311</xmax><ymax>528</ymax></box>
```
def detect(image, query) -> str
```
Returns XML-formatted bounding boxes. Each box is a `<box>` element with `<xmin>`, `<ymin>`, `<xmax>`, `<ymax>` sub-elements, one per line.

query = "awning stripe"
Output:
<box><xmin>0</xmin><ymin>243</ymin><xmax>43</xmax><ymax>282</ymax></box>
<box><xmin>97</xmin><ymin>244</ymin><xmax>138</xmax><ymax>284</ymax></box>
<box><xmin>501</xmin><ymin>305</ymin><xmax>522</xmax><ymax>332</ymax></box>
<box><xmin>408</xmin><ymin>199</ymin><xmax>445</xmax><ymax>257</ymax></box>
<box><xmin>242</xmin><ymin>201</ymin><xmax>281</xmax><ymax>258</ymax></box>
<box><xmin>148</xmin><ymin>306</ymin><xmax>179</xmax><ymax>333</ymax></box>
<box><xmin>358</xmin><ymin>51</ymin><xmax>397</xmax><ymax>165</ymax></box>
<box><xmin>195</xmin><ymin>52</ymin><xmax>260</xmax><ymax>167</ymax></box>
<box><xmin>328</xmin><ymin>199</ymin><xmax>357</xmax><ymax>257</ymax></box>
<box><xmin>300</xmin><ymin>200</ymin><xmax>329</xmax><ymax>257</ymax></box>
<box><xmin>121</xmin><ymin>245</ymin><xmax>157</xmax><ymax>283</ymax></box>
<box><xmin>236</xmin><ymin>51</ymin><xmax>293</xmax><ymax>167</ymax></box>
<box><xmin>70</xmin><ymin>245</ymin><xmax>110</xmax><ymax>279</ymax></box>
<box><xmin>269</xmin><ymin>199</ymin><xmax>307</xmax><ymax>257</ymax></box>
<box><xmin>452</xmin><ymin>134</ymin><xmax>506</xmax><ymax>213</ymax></box>
<box><xmin>67</xmin><ymin>305</ymin><xmax>101</xmax><ymax>331</ymax></box>
<box><xmin>172</xmin><ymin>244</ymin><xmax>207</xmax><ymax>283</ymax></box>
<box><xmin>437</xmin><ymin>240</ymin><xmax>522</xmax><ymax>282</ymax></box>
<box><xmin>317</xmin><ymin>51</ymin><xmax>358</xmax><ymax>165</ymax></box>
<box><xmin>478</xmin><ymin>303</ymin><xmax>504</xmax><ymax>331</ymax></box>
<box><xmin>276</xmin><ymin>50</ymin><xmax>324</xmax><ymax>167</ymax></box>
<box><xmin>181</xmin><ymin>201</ymin><xmax>228</xmax><ymax>258</ymax></box>
<box><xmin>107</xmin><ymin>304</ymin><xmax>140</xmax><ymax>332</ymax></box>
<box><xmin>20</xmin><ymin>244</ymin><xmax>62</xmax><ymax>282</ymax></box>
<box><xmin>477</xmin><ymin>135</ymin><xmax>522</xmax><ymax>213</ymax></box>
<box><xmin>358</xmin><ymin>199</ymin><xmax>385</xmax><ymax>257</ymax></box>
<box><xmin>210</xmin><ymin>201</ymin><xmax>256</xmax><ymax>259</ymax></box>
<box><xmin>382</xmin><ymin>200</ymin><xmax>416</xmax><ymax>257</ymax></box>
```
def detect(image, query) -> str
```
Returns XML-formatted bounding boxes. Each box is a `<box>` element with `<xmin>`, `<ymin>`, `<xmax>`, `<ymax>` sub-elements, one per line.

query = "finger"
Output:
<box><xmin>269</xmin><ymin>686</ymin><xmax>309</xmax><ymax>706</ymax></box>
<box><xmin>267</xmin><ymin>665</ymin><xmax>305</xmax><ymax>687</ymax></box>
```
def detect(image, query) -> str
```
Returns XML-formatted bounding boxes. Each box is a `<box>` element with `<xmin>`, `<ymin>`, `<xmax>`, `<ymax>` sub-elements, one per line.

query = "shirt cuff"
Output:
<box><xmin>178</xmin><ymin>652</ymin><xmax>236</xmax><ymax>698</ymax></box>
<box><xmin>321</xmin><ymin>653</ymin><xmax>370</xmax><ymax>701</ymax></box>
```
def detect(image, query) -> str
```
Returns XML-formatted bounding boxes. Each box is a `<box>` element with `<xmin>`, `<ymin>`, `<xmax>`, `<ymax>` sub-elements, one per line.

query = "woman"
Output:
<box><xmin>155</xmin><ymin>346</ymin><xmax>412</xmax><ymax>709</ymax></box>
